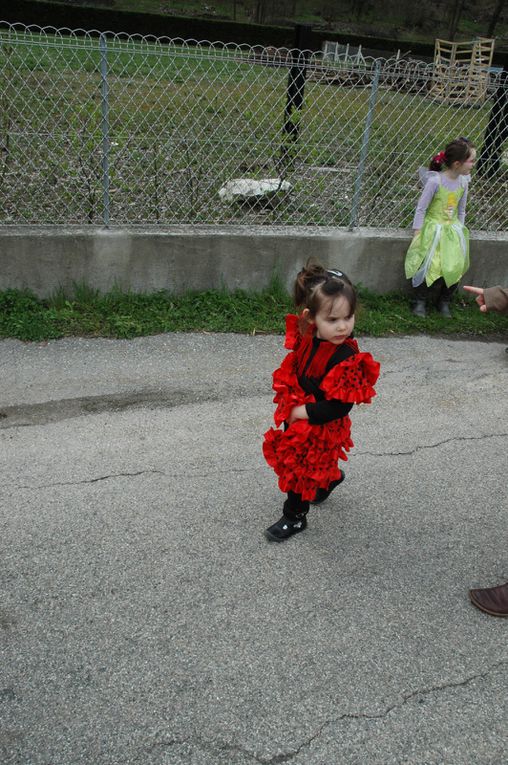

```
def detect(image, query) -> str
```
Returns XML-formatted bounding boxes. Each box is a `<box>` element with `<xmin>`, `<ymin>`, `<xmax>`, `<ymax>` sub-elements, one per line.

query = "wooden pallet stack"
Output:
<box><xmin>430</xmin><ymin>37</ymin><xmax>495</xmax><ymax>106</ymax></box>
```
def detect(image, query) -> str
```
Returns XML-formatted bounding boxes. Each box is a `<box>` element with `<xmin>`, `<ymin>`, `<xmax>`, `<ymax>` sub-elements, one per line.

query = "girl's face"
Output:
<box><xmin>313</xmin><ymin>295</ymin><xmax>355</xmax><ymax>345</ymax></box>
<box><xmin>455</xmin><ymin>149</ymin><xmax>476</xmax><ymax>175</ymax></box>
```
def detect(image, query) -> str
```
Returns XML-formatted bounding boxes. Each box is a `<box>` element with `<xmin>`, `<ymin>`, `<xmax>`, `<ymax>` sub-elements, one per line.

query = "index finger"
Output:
<box><xmin>463</xmin><ymin>285</ymin><xmax>483</xmax><ymax>295</ymax></box>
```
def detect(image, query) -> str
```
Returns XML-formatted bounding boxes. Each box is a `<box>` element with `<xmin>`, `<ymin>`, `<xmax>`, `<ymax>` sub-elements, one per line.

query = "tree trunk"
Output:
<box><xmin>252</xmin><ymin>0</ymin><xmax>267</xmax><ymax>24</ymax></box>
<box><xmin>350</xmin><ymin>0</ymin><xmax>371</xmax><ymax>21</ymax></box>
<box><xmin>448</xmin><ymin>0</ymin><xmax>466</xmax><ymax>40</ymax></box>
<box><xmin>488</xmin><ymin>0</ymin><xmax>506</xmax><ymax>37</ymax></box>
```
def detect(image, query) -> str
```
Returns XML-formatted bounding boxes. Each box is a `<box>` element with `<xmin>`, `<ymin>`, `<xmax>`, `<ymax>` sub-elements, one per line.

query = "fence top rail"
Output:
<box><xmin>0</xmin><ymin>22</ymin><xmax>472</xmax><ymax>65</ymax></box>
<box><xmin>1</xmin><ymin>19</ymin><xmax>507</xmax><ymax>89</ymax></box>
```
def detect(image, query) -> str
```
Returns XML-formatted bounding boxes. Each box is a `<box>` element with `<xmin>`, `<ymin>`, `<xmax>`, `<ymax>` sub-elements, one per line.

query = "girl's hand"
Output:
<box><xmin>288</xmin><ymin>405</ymin><xmax>308</xmax><ymax>425</ymax></box>
<box><xmin>463</xmin><ymin>285</ymin><xmax>487</xmax><ymax>312</ymax></box>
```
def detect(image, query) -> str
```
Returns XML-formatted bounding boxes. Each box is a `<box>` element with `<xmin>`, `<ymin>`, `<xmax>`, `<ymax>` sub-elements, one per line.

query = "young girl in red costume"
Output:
<box><xmin>263</xmin><ymin>261</ymin><xmax>380</xmax><ymax>542</ymax></box>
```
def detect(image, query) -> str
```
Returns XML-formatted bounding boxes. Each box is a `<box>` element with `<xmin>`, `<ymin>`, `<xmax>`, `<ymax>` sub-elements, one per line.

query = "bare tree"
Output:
<box><xmin>448</xmin><ymin>0</ymin><xmax>466</xmax><ymax>39</ymax></box>
<box><xmin>488</xmin><ymin>0</ymin><xmax>507</xmax><ymax>36</ymax></box>
<box><xmin>247</xmin><ymin>0</ymin><xmax>299</xmax><ymax>23</ymax></box>
<box><xmin>402</xmin><ymin>0</ymin><xmax>431</xmax><ymax>29</ymax></box>
<box><xmin>321</xmin><ymin>0</ymin><xmax>340</xmax><ymax>28</ymax></box>
<box><xmin>349</xmin><ymin>0</ymin><xmax>373</xmax><ymax>21</ymax></box>
<box><xmin>250</xmin><ymin>0</ymin><xmax>268</xmax><ymax>23</ymax></box>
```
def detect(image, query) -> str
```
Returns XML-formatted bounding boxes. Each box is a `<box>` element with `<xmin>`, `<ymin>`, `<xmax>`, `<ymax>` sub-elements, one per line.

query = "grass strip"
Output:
<box><xmin>1</xmin><ymin>281</ymin><xmax>507</xmax><ymax>342</ymax></box>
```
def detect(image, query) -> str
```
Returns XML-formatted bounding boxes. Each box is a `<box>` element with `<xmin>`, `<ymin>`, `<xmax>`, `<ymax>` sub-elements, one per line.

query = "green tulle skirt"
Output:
<box><xmin>405</xmin><ymin>221</ymin><xmax>470</xmax><ymax>288</ymax></box>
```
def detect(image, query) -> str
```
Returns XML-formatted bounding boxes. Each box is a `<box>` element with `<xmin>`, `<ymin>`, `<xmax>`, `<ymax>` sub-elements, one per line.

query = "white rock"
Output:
<box><xmin>218</xmin><ymin>177</ymin><xmax>292</xmax><ymax>202</ymax></box>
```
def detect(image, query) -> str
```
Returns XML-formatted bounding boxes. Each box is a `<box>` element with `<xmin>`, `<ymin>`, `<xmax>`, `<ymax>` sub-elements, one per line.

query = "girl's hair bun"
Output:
<box><xmin>294</xmin><ymin>258</ymin><xmax>356</xmax><ymax>317</ymax></box>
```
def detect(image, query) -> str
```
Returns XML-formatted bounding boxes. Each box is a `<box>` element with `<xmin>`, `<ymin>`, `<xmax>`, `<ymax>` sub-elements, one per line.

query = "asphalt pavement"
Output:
<box><xmin>1</xmin><ymin>331</ymin><xmax>507</xmax><ymax>765</ymax></box>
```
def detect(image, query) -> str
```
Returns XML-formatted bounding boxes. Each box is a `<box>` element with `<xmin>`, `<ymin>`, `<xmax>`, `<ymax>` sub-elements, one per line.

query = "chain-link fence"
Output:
<box><xmin>1</xmin><ymin>21</ymin><xmax>508</xmax><ymax>230</ymax></box>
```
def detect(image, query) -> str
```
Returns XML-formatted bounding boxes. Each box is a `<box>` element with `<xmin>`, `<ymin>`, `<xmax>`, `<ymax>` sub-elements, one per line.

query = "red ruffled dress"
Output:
<box><xmin>263</xmin><ymin>315</ymin><xmax>380</xmax><ymax>501</ymax></box>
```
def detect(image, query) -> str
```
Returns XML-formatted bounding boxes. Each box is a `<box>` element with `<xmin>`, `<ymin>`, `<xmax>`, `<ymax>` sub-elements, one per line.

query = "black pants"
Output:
<box><xmin>413</xmin><ymin>277</ymin><xmax>458</xmax><ymax>304</ymax></box>
<box><xmin>283</xmin><ymin>491</ymin><xmax>309</xmax><ymax>520</ymax></box>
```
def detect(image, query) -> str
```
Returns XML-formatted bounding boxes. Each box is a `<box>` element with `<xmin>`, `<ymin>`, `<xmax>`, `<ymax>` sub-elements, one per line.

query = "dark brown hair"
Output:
<box><xmin>429</xmin><ymin>137</ymin><xmax>475</xmax><ymax>171</ymax></box>
<box><xmin>294</xmin><ymin>259</ymin><xmax>357</xmax><ymax>322</ymax></box>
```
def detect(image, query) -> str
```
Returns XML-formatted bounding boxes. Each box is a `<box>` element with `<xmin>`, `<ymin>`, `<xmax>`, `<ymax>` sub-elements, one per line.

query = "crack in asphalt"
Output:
<box><xmin>143</xmin><ymin>735</ymin><xmax>316</xmax><ymax>765</ymax></box>
<box><xmin>141</xmin><ymin>660</ymin><xmax>507</xmax><ymax>764</ymax></box>
<box><xmin>13</xmin><ymin>469</ymin><xmax>166</xmax><ymax>491</ymax></box>
<box><xmin>5</xmin><ymin>432</ymin><xmax>507</xmax><ymax>492</ymax></box>
<box><xmin>7</xmin><ymin>467</ymin><xmax>262</xmax><ymax>493</ymax></box>
<box><xmin>356</xmin><ymin>431</ymin><xmax>508</xmax><ymax>457</ymax></box>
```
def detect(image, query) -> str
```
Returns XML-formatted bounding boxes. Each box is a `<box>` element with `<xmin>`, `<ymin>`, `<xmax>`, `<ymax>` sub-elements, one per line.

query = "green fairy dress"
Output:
<box><xmin>405</xmin><ymin>171</ymin><xmax>470</xmax><ymax>288</ymax></box>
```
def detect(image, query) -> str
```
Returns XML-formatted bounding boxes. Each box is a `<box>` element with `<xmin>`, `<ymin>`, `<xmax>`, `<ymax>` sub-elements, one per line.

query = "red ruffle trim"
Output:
<box><xmin>263</xmin><ymin>417</ymin><xmax>353</xmax><ymax>500</ymax></box>
<box><xmin>284</xmin><ymin>314</ymin><xmax>301</xmax><ymax>350</ymax></box>
<box><xmin>271</xmin><ymin>352</ymin><xmax>314</xmax><ymax>427</ymax></box>
<box><xmin>321</xmin><ymin>352</ymin><xmax>380</xmax><ymax>404</ymax></box>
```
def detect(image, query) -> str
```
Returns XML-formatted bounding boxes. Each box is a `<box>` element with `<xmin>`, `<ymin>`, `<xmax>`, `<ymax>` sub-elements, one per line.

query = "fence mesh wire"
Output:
<box><xmin>1</xmin><ymin>21</ymin><xmax>508</xmax><ymax>230</ymax></box>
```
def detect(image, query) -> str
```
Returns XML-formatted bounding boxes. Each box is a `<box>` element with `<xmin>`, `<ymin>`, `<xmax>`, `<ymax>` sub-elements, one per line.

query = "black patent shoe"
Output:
<box><xmin>311</xmin><ymin>470</ymin><xmax>345</xmax><ymax>505</ymax></box>
<box><xmin>264</xmin><ymin>514</ymin><xmax>307</xmax><ymax>542</ymax></box>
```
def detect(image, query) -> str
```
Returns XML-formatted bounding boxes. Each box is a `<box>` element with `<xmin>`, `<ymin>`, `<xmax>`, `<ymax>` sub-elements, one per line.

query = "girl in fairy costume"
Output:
<box><xmin>405</xmin><ymin>137</ymin><xmax>476</xmax><ymax>318</ymax></box>
<box><xmin>262</xmin><ymin>261</ymin><xmax>380</xmax><ymax>542</ymax></box>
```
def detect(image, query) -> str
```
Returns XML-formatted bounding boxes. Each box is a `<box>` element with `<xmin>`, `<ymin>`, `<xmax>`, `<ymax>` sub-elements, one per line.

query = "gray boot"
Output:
<box><xmin>438</xmin><ymin>300</ymin><xmax>451</xmax><ymax>318</ymax></box>
<box><xmin>412</xmin><ymin>299</ymin><xmax>426</xmax><ymax>317</ymax></box>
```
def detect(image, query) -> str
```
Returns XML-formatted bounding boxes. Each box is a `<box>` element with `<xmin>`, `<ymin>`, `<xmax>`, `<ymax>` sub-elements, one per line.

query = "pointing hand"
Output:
<box><xmin>463</xmin><ymin>285</ymin><xmax>487</xmax><ymax>312</ymax></box>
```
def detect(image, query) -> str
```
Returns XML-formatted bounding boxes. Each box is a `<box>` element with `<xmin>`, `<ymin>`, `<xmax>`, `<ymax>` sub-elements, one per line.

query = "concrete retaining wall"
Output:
<box><xmin>1</xmin><ymin>225</ymin><xmax>508</xmax><ymax>296</ymax></box>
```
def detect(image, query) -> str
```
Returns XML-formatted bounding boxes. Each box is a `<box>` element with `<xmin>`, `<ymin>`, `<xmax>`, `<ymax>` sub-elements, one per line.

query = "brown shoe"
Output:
<box><xmin>469</xmin><ymin>581</ymin><xmax>508</xmax><ymax>617</ymax></box>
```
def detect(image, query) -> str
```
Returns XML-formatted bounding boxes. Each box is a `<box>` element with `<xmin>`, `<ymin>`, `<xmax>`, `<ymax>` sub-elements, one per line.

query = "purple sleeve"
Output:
<box><xmin>412</xmin><ymin>177</ymin><xmax>439</xmax><ymax>229</ymax></box>
<box><xmin>458</xmin><ymin>183</ymin><xmax>468</xmax><ymax>224</ymax></box>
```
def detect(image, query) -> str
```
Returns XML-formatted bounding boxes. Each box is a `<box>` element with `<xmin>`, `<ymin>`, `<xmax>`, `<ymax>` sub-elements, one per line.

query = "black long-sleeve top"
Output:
<box><xmin>298</xmin><ymin>337</ymin><xmax>356</xmax><ymax>425</ymax></box>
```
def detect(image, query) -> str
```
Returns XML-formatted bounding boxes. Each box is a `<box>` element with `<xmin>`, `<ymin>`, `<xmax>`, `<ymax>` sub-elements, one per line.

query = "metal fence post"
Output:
<box><xmin>279</xmin><ymin>24</ymin><xmax>312</xmax><ymax>175</ymax></box>
<box><xmin>349</xmin><ymin>60</ymin><xmax>381</xmax><ymax>230</ymax></box>
<box><xmin>477</xmin><ymin>58</ymin><xmax>508</xmax><ymax>178</ymax></box>
<box><xmin>99</xmin><ymin>32</ymin><xmax>110</xmax><ymax>227</ymax></box>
